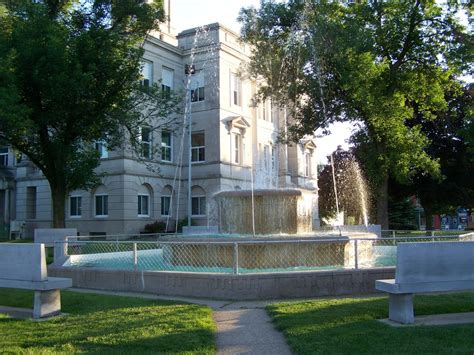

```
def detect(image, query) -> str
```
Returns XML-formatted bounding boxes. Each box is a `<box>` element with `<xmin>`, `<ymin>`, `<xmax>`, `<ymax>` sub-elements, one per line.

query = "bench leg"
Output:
<box><xmin>389</xmin><ymin>293</ymin><xmax>414</xmax><ymax>324</ymax></box>
<box><xmin>33</xmin><ymin>289</ymin><xmax>62</xmax><ymax>319</ymax></box>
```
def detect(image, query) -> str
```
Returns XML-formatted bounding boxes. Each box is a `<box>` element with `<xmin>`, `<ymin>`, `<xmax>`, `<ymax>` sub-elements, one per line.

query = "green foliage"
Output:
<box><xmin>240</xmin><ymin>1</ymin><xmax>472</xmax><ymax>226</ymax></box>
<box><xmin>0</xmin><ymin>0</ymin><xmax>180</xmax><ymax>226</ymax></box>
<box><xmin>388</xmin><ymin>197</ymin><xmax>418</xmax><ymax>230</ymax></box>
<box><xmin>0</xmin><ymin>288</ymin><xmax>215</xmax><ymax>353</ymax></box>
<box><xmin>143</xmin><ymin>221</ymin><xmax>167</xmax><ymax>234</ymax></box>
<box><xmin>268</xmin><ymin>293</ymin><xmax>474</xmax><ymax>354</ymax></box>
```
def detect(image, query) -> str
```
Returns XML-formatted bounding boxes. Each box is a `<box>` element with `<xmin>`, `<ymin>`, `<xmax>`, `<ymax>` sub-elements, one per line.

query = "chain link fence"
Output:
<box><xmin>55</xmin><ymin>233</ymin><xmax>473</xmax><ymax>274</ymax></box>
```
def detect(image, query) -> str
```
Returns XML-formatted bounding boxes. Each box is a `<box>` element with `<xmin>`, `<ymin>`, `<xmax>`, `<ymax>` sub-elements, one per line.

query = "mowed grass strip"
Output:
<box><xmin>0</xmin><ymin>289</ymin><xmax>215</xmax><ymax>354</ymax></box>
<box><xmin>267</xmin><ymin>293</ymin><xmax>474</xmax><ymax>354</ymax></box>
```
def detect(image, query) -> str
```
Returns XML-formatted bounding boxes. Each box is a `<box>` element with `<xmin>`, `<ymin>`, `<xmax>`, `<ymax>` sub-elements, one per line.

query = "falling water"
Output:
<box><xmin>165</xmin><ymin>26</ymin><xmax>219</xmax><ymax>232</ymax></box>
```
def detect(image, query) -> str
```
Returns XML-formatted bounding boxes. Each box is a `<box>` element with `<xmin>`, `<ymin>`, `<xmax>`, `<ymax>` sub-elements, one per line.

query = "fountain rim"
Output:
<box><xmin>213</xmin><ymin>188</ymin><xmax>303</xmax><ymax>198</ymax></box>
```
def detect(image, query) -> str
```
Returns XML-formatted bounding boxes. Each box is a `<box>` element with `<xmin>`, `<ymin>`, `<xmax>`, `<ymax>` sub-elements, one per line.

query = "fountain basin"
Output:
<box><xmin>161</xmin><ymin>234</ymin><xmax>375</xmax><ymax>270</ymax></box>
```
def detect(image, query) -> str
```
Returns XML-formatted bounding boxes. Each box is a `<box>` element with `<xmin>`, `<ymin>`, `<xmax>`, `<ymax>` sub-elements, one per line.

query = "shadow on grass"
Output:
<box><xmin>267</xmin><ymin>293</ymin><xmax>474</xmax><ymax>355</ymax></box>
<box><xmin>0</xmin><ymin>289</ymin><xmax>215</xmax><ymax>353</ymax></box>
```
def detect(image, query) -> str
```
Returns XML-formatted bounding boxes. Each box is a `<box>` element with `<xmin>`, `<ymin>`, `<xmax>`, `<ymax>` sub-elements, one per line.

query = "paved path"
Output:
<box><xmin>69</xmin><ymin>289</ymin><xmax>292</xmax><ymax>354</ymax></box>
<box><xmin>213</xmin><ymin>307</ymin><xmax>292</xmax><ymax>355</ymax></box>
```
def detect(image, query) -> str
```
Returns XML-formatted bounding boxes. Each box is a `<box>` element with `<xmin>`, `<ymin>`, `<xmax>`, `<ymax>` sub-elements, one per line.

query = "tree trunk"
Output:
<box><xmin>376</xmin><ymin>175</ymin><xmax>389</xmax><ymax>229</ymax></box>
<box><xmin>424</xmin><ymin>205</ymin><xmax>433</xmax><ymax>235</ymax></box>
<box><xmin>51</xmin><ymin>184</ymin><xmax>66</xmax><ymax>228</ymax></box>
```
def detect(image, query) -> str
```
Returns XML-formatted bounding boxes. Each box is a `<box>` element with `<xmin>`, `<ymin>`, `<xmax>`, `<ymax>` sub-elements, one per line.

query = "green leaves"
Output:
<box><xmin>0</xmin><ymin>0</ymin><xmax>174</xmax><ymax>226</ymax></box>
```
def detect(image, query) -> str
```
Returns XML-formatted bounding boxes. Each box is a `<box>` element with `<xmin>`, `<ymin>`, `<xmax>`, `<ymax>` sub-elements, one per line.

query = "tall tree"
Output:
<box><xmin>239</xmin><ymin>1</ymin><xmax>472</xmax><ymax>228</ymax></box>
<box><xmin>403</xmin><ymin>83</ymin><xmax>474</xmax><ymax>230</ymax></box>
<box><xmin>0</xmin><ymin>0</ymin><xmax>179</xmax><ymax>227</ymax></box>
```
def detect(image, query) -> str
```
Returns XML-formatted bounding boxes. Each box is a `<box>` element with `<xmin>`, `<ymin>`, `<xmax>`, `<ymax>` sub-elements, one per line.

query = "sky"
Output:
<box><xmin>171</xmin><ymin>0</ymin><xmax>352</xmax><ymax>164</ymax></box>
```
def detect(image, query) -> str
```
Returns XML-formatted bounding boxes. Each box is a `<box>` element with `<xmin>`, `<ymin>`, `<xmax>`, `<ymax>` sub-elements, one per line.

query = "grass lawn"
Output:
<box><xmin>268</xmin><ymin>293</ymin><xmax>474</xmax><ymax>354</ymax></box>
<box><xmin>0</xmin><ymin>289</ymin><xmax>215</xmax><ymax>353</ymax></box>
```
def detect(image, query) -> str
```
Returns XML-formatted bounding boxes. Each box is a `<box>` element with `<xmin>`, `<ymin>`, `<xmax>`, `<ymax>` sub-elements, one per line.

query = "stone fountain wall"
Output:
<box><xmin>214</xmin><ymin>189</ymin><xmax>313</xmax><ymax>235</ymax></box>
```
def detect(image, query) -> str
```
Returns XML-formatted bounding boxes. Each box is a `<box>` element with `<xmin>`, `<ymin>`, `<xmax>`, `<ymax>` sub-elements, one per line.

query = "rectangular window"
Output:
<box><xmin>140</xmin><ymin>61</ymin><xmax>153</xmax><ymax>87</ymax></box>
<box><xmin>259</xmin><ymin>100</ymin><xmax>271</xmax><ymax>122</ymax></box>
<box><xmin>192</xmin><ymin>196</ymin><xmax>206</xmax><ymax>216</ymax></box>
<box><xmin>234</xmin><ymin>134</ymin><xmax>242</xmax><ymax>164</ymax></box>
<box><xmin>271</xmin><ymin>146</ymin><xmax>277</xmax><ymax>172</ymax></box>
<box><xmin>141</xmin><ymin>127</ymin><xmax>152</xmax><ymax>159</ymax></box>
<box><xmin>94</xmin><ymin>141</ymin><xmax>108</xmax><ymax>159</ymax></box>
<box><xmin>161</xmin><ymin>196</ymin><xmax>171</xmax><ymax>216</ymax></box>
<box><xmin>190</xmin><ymin>71</ymin><xmax>205</xmax><ymax>102</ymax></box>
<box><xmin>263</xmin><ymin>145</ymin><xmax>270</xmax><ymax>170</ymax></box>
<box><xmin>230</xmin><ymin>73</ymin><xmax>241</xmax><ymax>106</ymax></box>
<box><xmin>0</xmin><ymin>147</ymin><xmax>8</xmax><ymax>166</ymax></box>
<box><xmin>26</xmin><ymin>186</ymin><xmax>36</xmax><ymax>219</ymax></box>
<box><xmin>95</xmin><ymin>194</ymin><xmax>108</xmax><ymax>217</ymax></box>
<box><xmin>161</xmin><ymin>67</ymin><xmax>174</xmax><ymax>94</ymax></box>
<box><xmin>304</xmin><ymin>153</ymin><xmax>311</xmax><ymax>177</ymax></box>
<box><xmin>138</xmin><ymin>194</ymin><xmax>149</xmax><ymax>216</ymax></box>
<box><xmin>70</xmin><ymin>196</ymin><xmax>82</xmax><ymax>217</ymax></box>
<box><xmin>191</xmin><ymin>132</ymin><xmax>205</xmax><ymax>162</ymax></box>
<box><xmin>161</xmin><ymin>131</ymin><xmax>172</xmax><ymax>162</ymax></box>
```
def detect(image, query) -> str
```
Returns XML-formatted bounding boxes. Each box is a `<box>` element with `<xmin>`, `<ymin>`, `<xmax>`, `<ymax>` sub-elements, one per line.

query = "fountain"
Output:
<box><xmin>214</xmin><ymin>189</ymin><xmax>313</xmax><ymax>235</ymax></box>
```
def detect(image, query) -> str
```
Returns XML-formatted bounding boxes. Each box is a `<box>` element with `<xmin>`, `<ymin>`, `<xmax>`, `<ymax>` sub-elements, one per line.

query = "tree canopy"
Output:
<box><xmin>239</xmin><ymin>0</ymin><xmax>473</xmax><ymax>227</ymax></box>
<box><xmin>0</xmin><ymin>0</ymin><xmax>179</xmax><ymax>226</ymax></box>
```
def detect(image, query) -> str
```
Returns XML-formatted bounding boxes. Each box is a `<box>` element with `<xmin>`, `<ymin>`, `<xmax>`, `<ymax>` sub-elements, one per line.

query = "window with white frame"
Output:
<box><xmin>192</xmin><ymin>196</ymin><xmax>206</xmax><ymax>216</ymax></box>
<box><xmin>140</xmin><ymin>61</ymin><xmax>153</xmax><ymax>87</ymax></box>
<box><xmin>161</xmin><ymin>196</ymin><xmax>171</xmax><ymax>216</ymax></box>
<box><xmin>190</xmin><ymin>71</ymin><xmax>205</xmax><ymax>102</ymax></box>
<box><xmin>271</xmin><ymin>146</ymin><xmax>277</xmax><ymax>172</ymax></box>
<box><xmin>263</xmin><ymin>145</ymin><xmax>270</xmax><ymax>170</ymax></box>
<box><xmin>161</xmin><ymin>186</ymin><xmax>172</xmax><ymax>216</ymax></box>
<box><xmin>138</xmin><ymin>194</ymin><xmax>149</xmax><ymax>216</ymax></box>
<box><xmin>230</xmin><ymin>72</ymin><xmax>241</xmax><ymax>106</ymax></box>
<box><xmin>94</xmin><ymin>141</ymin><xmax>108</xmax><ymax>159</ymax></box>
<box><xmin>0</xmin><ymin>147</ymin><xmax>8</xmax><ymax>166</ymax></box>
<box><xmin>234</xmin><ymin>133</ymin><xmax>242</xmax><ymax>164</ymax></box>
<box><xmin>259</xmin><ymin>100</ymin><xmax>271</xmax><ymax>121</ymax></box>
<box><xmin>70</xmin><ymin>196</ymin><xmax>82</xmax><ymax>217</ymax></box>
<box><xmin>304</xmin><ymin>152</ymin><xmax>311</xmax><ymax>177</ymax></box>
<box><xmin>140</xmin><ymin>126</ymin><xmax>152</xmax><ymax>159</ymax></box>
<box><xmin>191</xmin><ymin>132</ymin><xmax>205</xmax><ymax>162</ymax></box>
<box><xmin>161</xmin><ymin>67</ymin><xmax>174</xmax><ymax>94</ymax></box>
<box><xmin>95</xmin><ymin>194</ymin><xmax>108</xmax><ymax>217</ymax></box>
<box><xmin>161</xmin><ymin>131</ymin><xmax>172</xmax><ymax>162</ymax></box>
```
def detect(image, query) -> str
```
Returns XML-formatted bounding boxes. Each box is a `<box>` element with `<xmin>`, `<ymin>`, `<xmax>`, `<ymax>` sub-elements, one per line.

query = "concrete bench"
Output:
<box><xmin>0</xmin><ymin>243</ymin><xmax>72</xmax><ymax>319</ymax></box>
<box><xmin>34</xmin><ymin>228</ymin><xmax>77</xmax><ymax>247</ymax></box>
<box><xmin>376</xmin><ymin>241</ymin><xmax>474</xmax><ymax>324</ymax></box>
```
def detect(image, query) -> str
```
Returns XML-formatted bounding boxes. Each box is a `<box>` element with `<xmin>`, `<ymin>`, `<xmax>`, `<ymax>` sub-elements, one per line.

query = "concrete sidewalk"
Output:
<box><xmin>213</xmin><ymin>307</ymin><xmax>291</xmax><ymax>355</ymax></box>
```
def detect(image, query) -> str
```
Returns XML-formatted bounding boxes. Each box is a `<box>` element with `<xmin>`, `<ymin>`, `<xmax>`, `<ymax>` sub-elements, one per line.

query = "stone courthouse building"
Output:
<box><xmin>0</xmin><ymin>3</ymin><xmax>319</xmax><ymax>237</ymax></box>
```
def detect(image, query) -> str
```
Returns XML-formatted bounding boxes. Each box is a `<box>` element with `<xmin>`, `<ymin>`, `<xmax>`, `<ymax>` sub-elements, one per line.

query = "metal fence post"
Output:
<box><xmin>233</xmin><ymin>242</ymin><xmax>239</xmax><ymax>274</ymax></box>
<box><xmin>354</xmin><ymin>239</ymin><xmax>359</xmax><ymax>270</ymax></box>
<box><xmin>133</xmin><ymin>243</ymin><xmax>138</xmax><ymax>270</ymax></box>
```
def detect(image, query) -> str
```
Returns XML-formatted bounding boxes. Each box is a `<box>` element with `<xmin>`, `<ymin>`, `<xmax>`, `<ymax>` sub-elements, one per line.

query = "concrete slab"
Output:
<box><xmin>0</xmin><ymin>306</ymin><xmax>68</xmax><ymax>321</ymax></box>
<box><xmin>214</xmin><ymin>309</ymin><xmax>292</xmax><ymax>355</ymax></box>
<box><xmin>379</xmin><ymin>312</ymin><xmax>474</xmax><ymax>327</ymax></box>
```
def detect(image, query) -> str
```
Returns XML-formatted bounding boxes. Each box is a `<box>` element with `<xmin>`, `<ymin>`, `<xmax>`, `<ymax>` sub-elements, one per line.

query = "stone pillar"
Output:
<box><xmin>33</xmin><ymin>289</ymin><xmax>62</xmax><ymax>319</ymax></box>
<box><xmin>389</xmin><ymin>293</ymin><xmax>414</xmax><ymax>324</ymax></box>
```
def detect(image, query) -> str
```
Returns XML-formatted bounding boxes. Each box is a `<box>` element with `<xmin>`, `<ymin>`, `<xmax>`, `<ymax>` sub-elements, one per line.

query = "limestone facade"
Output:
<box><xmin>0</xmin><ymin>21</ymin><xmax>319</xmax><ymax>237</ymax></box>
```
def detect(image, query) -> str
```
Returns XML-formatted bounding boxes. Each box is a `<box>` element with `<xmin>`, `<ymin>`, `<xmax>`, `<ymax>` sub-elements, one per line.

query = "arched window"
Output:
<box><xmin>138</xmin><ymin>184</ymin><xmax>152</xmax><ymax>217</ymax></box>
<box><xmin>191</xmin><ymin>186</ymin><xmax>206</xmax><ymax>217</ymax></box>
<box><xmin>161</xmin><ymin>185</ymin><xmax>173</xmax><ymax>217</ymax></box>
